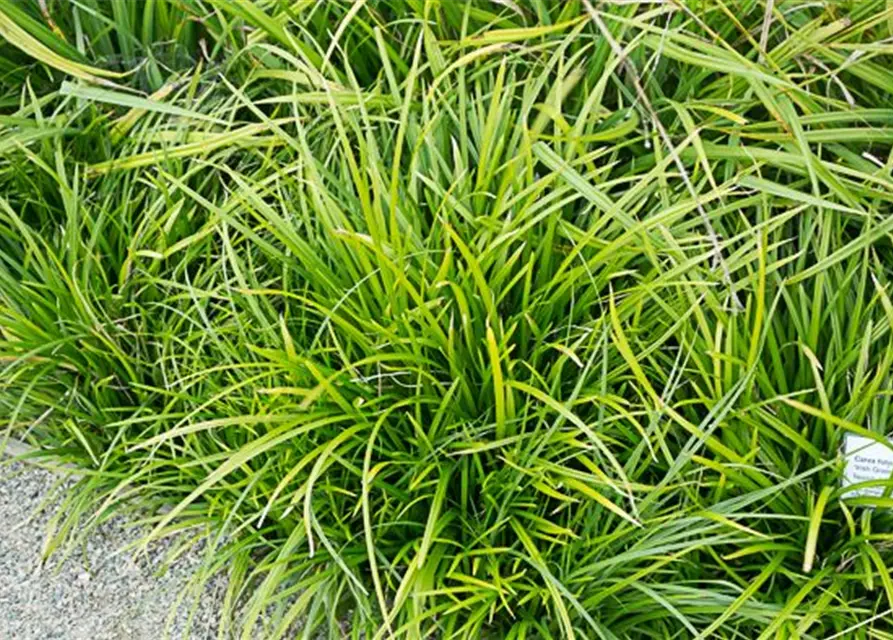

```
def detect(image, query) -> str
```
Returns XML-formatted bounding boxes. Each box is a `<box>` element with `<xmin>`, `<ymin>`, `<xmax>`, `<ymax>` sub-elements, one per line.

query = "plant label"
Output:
<box><xmin>842</xmin><ymin>434</ymin><xmax>893</xmax><ymax>498</ymax></box>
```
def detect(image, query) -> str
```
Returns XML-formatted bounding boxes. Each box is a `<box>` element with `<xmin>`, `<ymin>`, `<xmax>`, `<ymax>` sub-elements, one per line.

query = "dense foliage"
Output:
<box><xmin>3</xmin><ymin>1</ymin><xmax>893</xmax><ymax>637</ymax></box>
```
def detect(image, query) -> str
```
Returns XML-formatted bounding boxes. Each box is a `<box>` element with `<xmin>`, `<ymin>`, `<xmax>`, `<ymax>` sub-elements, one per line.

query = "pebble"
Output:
<box><xmin>0</xmin><ymin>460</ymin><xmax>227</xmax><ymax>639</ymax></box>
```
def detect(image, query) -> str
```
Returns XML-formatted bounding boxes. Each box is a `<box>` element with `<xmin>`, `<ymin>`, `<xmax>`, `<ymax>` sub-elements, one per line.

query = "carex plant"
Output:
<box><xmin>2</xmin><ymin>1</ymin><xmax>893</xmax><ymax>638</ymax></box>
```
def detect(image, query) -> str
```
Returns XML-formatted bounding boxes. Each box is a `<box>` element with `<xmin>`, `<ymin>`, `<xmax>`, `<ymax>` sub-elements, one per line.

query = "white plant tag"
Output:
<box><xmin>842</xmin><ymin>434</ymin><xmax>893</xmax><ymax>498</ymax></box>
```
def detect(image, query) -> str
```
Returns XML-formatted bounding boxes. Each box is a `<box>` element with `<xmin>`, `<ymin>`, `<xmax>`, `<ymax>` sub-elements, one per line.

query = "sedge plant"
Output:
<box><xmin>2</xmin><ymin>1</ymin><xmax>893</xmax><ymax>638</ymax></box>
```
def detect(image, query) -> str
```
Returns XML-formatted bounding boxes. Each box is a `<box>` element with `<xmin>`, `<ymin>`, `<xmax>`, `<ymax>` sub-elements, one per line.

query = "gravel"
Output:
<box><xmin>0</xmin><ymin>459</ymin><xmax>227</xmax><ymax>639</ymax></box>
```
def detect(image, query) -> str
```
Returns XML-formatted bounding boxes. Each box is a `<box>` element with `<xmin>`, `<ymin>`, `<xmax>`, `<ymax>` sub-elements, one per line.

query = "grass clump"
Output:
<box><xmin>3</xmin><ymin>0</ymin><xmax>893</xmax><ymax>637</ymax></box>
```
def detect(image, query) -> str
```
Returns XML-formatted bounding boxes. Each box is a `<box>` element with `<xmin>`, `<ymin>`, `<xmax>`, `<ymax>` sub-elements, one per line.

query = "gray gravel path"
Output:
<box><xmin>0</xmin><ymin>459</ymin><xmax>226</xmax><ymax>639</ymax></box>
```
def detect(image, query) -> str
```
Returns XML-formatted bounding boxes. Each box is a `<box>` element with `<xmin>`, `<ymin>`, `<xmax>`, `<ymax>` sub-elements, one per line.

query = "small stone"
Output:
<box><xmin>0</xmin><ymin>461</ymin><xmax>225</xmax><ymax>639</ymax></box>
